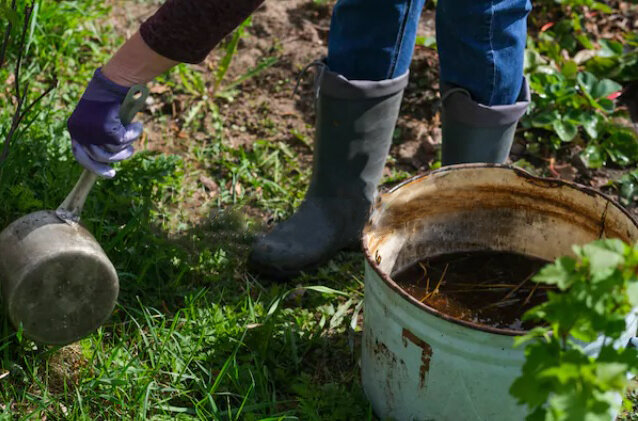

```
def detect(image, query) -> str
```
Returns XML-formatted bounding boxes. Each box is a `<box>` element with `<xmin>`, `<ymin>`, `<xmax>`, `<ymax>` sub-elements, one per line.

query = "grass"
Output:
<box><xmin>0</xmin><ymin>0</ymin><xmax>636</xmax><ymax>420</ymax></box>
<box><xmin>0</xmin><ymin>1</ymin><xmax>369</xmax><ymax>419</ymax></box>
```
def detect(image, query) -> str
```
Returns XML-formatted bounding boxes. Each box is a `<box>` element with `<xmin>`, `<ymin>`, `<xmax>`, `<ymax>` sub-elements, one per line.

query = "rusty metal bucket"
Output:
<box><xmin>361</xmin><ymin>164</ymin><xmax>638</xmax><ymax>421</ymax></box>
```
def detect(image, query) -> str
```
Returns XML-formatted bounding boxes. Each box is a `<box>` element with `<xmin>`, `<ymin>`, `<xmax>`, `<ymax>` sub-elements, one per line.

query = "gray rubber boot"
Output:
<box><xmin>441</xmin><ymin>79</ymin><xmax>530</xmax><ymax>165</ymax></box>
<box><xmin>249</xmin><ymin>66</ymin><xmax>409</xmax><ymax>279</ymax></box>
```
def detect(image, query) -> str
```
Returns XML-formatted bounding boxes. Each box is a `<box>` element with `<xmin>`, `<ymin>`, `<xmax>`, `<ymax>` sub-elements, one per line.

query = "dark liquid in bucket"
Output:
<box><xmin>392</xmin><ymin>251</ymin><xmax>550</xmax><ymax>331</ymax></box>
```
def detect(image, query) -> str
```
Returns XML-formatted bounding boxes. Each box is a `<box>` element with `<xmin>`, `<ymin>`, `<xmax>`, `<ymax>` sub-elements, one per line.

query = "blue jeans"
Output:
<box><xmin>326</xmin><ymin>0</ymin><xmax>532</xmax><ymax>106</ymax></box>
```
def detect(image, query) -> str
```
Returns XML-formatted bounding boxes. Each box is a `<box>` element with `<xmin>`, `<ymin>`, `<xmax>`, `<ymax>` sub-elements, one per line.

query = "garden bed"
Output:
<box><xmin>0</xmin><ymin>0</ymin><xmax>636</xmax><ymax>419</ymax></box>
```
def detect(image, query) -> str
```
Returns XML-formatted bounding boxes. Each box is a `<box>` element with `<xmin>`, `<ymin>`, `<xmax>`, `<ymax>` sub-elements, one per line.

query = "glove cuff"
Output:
<box><xmin>82</xmin><ymin>68</ymin><xmax>130</xmax><ymax>102</ymax></box>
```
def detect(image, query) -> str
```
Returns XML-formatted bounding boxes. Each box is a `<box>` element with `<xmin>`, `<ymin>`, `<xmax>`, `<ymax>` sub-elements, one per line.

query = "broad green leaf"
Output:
<box><xmin>581</xmin><ymin>144</ymin><xmax>605</xmax><ymax>168</ymax></box>
<box><xmin>595</xmin><ymin>362</ymin><xmax>630</xmax><ymax>390</ymax></box>
<box><xmin>531</xmin><ymin>110</ymin><xmax>561</xmax><ymax>127</ymax></box>
<box><xmin>510</xmin><ymin>342</ymin><xmax>560</xmax><ymax>407</ymax></box>
<box><xmin>577</xmin><ymin>72</ymin><xmax>597</xmax><ymax>95</ymax></box>
<box><xmin>560</xmin><ymin>34</ymin><xmax>578</xmax><ymax>54</ymax></box>
<box><xmin>591</xmin><ymin>79</ymin><xmax>622</xmax><ymax>100</ymax></box>
<box><xmin>597</xmin><ymin>98</ymin><xmax>615</xmax><ymax>113</ymax></box>
<box><xmin>598</xmin><ymin>39</ymin><xmax>624</xmax><ymax>58</ymax></box>
<box><xmin>618</xmin><ymin>172</ymin><xmax>638</xmax><ymax>206</ymax></box>
<box><xmin>590</xmin><ymin>239</ymin><xmax>627</xmax><ymax>255</ymax></box>
<box><xmin>552</xmin><ymin>120</ymin><xmax>578</xmax><ymax>142</ymax></box>
<box><xmin>581</xmin><ymin>113</ymin><xmax>600</xmax><ymax>139</ymax></box>
<box><xmin>534</xmin><ymin>257</ymin><xmax>576</xmax><ymax>289</ymax></box>
<box><xmin>582</xmin><ymin>242</ymin><xmax>625</xmax><ymax>274</ymax></box>
<box><xmin>604</xmin><ymin>128</ymin><xmax>638</xmax><ymax>166</ymax></box>
<box><xmin>539</xmin><ymin>364</ymin><xmax>580</xmax><ymax>384</ymax></box>
<box><xmin>548</xmin><ymin>390</ymin><xmax>591</xmax><ymax>421</ymax></box>
<box><xmin>561</xmin><ymin>61</ymin><xmax>578</xmax><ymax>79</ymax></box>
<box><xmin>585</xmin><ymin>56</ymin><xmax>618</xmax><ymax>78</ymax></box>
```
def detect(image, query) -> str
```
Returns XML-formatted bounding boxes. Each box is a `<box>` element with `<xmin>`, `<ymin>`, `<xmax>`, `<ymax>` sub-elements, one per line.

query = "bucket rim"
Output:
<box><xmin>362</xmin><ymin>163</ymin><xmax>638</xmax><ymax>337</ymax></box>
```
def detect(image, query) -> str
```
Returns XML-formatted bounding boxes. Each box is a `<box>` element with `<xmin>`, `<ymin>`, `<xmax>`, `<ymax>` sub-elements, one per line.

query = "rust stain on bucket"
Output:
<box><xmin>367</xmin><ymin>333</ymin><xmax>405</xmax><ymax>408</ymax></box>
<box><xmin>402</xmin><ymin>328</ymin><xmax>432</xmax><ymax>388</ymax></box>
<box><xmin>362</xmin><ymin>165</ymin><xmax>638</xmax><ymax>420</ymax></box>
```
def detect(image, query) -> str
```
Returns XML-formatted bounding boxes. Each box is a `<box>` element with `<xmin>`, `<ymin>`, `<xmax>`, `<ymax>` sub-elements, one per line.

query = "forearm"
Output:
<box><xmin>102</xmin><ymin>31</ymin><xmax>177</xmax><ymax>87</ymax></box>
<box><xmin>102</xmin><ymin>0</ymin><xmax>265</xmax><ymax>86</ymax></box>
<box><xmin>139</xmin><ymin>0</ymin><xmax>265</xmax><ymax>64</ymax></box>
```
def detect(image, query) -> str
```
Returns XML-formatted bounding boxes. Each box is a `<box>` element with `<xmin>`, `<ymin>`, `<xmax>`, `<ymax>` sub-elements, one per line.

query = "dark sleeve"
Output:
<box><xmin>139</xmin><ymin>0</ymin><xmax>265</xmax><ymax>64</ymax></box>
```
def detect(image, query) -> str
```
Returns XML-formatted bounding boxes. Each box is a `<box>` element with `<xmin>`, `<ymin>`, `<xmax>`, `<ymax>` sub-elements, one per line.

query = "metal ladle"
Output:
<box><xmin>0</xmin><ymin>85</ymin><xmax>149</xmax><ymax>345</ymax></box>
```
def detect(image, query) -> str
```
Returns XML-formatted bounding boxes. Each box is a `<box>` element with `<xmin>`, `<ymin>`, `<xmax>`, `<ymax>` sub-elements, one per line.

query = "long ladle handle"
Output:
<box><xmin>56</xmin><ymin>84</ymin><xmax>149</xmax><ymax>223</ymax></box>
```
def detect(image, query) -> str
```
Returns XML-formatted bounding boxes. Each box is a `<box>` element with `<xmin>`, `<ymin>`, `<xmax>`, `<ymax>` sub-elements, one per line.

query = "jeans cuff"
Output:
<box><xmin>441</xmin><ymin>78</ymin><xmax>530</xmax><ymax>127</ymax></box>
<box><xmin>319</xmin><ymin>64</ymin><xmax>409</xmax><ymax>100</ymax></box>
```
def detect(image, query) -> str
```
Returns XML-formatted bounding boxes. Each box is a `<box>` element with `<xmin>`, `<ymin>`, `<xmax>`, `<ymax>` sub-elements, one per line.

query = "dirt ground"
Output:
<box><xmin>213</xmin><ymin>0</ymin><xmax>442</xmax><ymax>171</ymax></box>
<box><xmin>106</xmin><ymin>0</ymin><xmax>440</xmax><ymax>168</ymax></box>
<box><xmin>105</xmin><ymin>0</ymin><xmax>637</xmax><ymax>219</ymax></box>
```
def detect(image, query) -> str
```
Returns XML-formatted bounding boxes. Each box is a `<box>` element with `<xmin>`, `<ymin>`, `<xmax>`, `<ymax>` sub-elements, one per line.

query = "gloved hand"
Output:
<box><xmin>67</xmin><ymin>68</ymin><xmax>144</xmax><ymax>178</ymax></box>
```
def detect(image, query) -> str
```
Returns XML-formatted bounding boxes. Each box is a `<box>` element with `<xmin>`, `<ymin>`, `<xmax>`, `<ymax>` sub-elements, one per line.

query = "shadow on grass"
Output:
<box><xmin>0</xmin><ymin>146</ymin><xmax>371</xmax><ymax>419</ymax></box>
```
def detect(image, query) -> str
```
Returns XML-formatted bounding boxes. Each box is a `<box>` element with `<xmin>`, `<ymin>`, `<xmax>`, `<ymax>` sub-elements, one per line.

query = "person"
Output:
<box><xmin>68</xmin><ymin>0</ymin><xmax>532</xmax><ymax>279</ymax></box>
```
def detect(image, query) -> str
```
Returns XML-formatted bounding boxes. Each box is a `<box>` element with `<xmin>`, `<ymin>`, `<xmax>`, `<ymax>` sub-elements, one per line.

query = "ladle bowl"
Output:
<box><xmin>0</xmin><ymin>85</ymin><xmax>148</xmax><ymax>345</ymax></box>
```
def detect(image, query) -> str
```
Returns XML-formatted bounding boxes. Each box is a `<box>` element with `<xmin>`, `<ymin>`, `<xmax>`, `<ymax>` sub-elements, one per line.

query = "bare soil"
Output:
<box><xmin>105</xmin><ymin>0</ymin><xmax>637</xmax><ymax>219</ymax></box>
<box><xmin>105</xmin><ymin>0</ymin><xmax>440</xmax><ymax>168</ymax></box>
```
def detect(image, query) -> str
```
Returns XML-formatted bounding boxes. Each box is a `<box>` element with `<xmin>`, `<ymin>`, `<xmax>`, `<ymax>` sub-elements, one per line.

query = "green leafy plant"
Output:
<box><xmin>523</xmin><ymin>59</ymin><xmax>637</xmax><ymax>165</ymax></box>
<box><xmin>510</xmin><ymin>239</ymin><xmax>638</xmax><ymax>420</ymax></box>
<box><xmin>616</xmin><ymin>169</ymin><xmax>638</xmax><ymax>207</ymax></box>
<box><xmin>522</xmin><ymin>2</ymin><xmax>638</xmax><ymax>167</ymax></box>
<box><xmin>585</xmin><ymin>35</ymin><xmax>638</xmax><ymax>83</ymax></box>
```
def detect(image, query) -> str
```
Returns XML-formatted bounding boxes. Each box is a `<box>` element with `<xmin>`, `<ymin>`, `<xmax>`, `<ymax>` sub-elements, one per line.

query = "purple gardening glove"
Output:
<box><xmin>67</xmin><ymin>68</ymin><xmax>144</xmax><ymax>178</ymax></box>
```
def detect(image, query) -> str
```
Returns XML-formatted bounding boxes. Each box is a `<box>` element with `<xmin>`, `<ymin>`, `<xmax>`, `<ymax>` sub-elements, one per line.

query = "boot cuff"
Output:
<box><xmin>319</xmin><ymin>68</ymin><xmax>409</xmax><ymax>100</ymax></box>
<box><xmin>441</xmin><ymin>78</ymin><xmax>530</xmax><ymax>127</ymax></box>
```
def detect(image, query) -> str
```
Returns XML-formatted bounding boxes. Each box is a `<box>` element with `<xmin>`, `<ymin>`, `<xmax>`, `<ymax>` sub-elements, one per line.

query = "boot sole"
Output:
<box><xmin>247</xmin><ymin>239</ymin><xmax>362</xmax><ymax>282</ymax></box>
